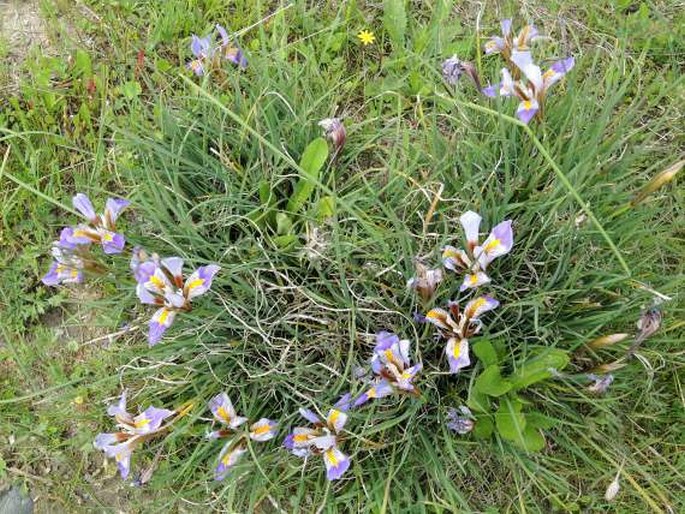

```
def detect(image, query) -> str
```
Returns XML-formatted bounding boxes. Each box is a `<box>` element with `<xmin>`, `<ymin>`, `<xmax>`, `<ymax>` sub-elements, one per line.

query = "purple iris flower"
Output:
<box><xmin>483</xmin><ymin>19</ymin><xmax>541</xmax><ymax>57</ymax></box>
<box><xmin>318</xmin><ymin>118</ymin><xmax>346</xmax><ymax>154</ymax></box>
<box><xmin>64</xmin><ymin>193</ymin><xmax>130</xmax><ymax>254</ymax></box>
<box><xmin>586</xmin><ymin>374</ymin><xmax>614</xmax><ymax>394</ymax></box>
<box><xmin>284</xmin><ymin>394</ymin><xmax>351</xmax><ymax>481</ymax></box>
<box><xmin>441</xmin><ymin>211</ymin><xmax>514</xmax><ymax>291</ymax></box>
<box><xmin>353</xmin><ymin>332</ymin><xmax>422</xmax><ymax>407</ymax></box>
<box><xmin>441</xmin><ymin>56</ymin><xmax>481</xmax><ymax>89</ymax></box>
<box><xmin>187</xmin><ymin>24</ymin><xmax>247</xmax><ymax>76</ymax></box>
<box><xmin>134</xmin><ymin>256</ymin><xmax>220</xmax><ymax>345</ymax></box>
<box><xmin>216</xmin><ymin>24</ymin><xmax>248</xmax><ymax>69</ymax></box>
<box><xmin>93</xmin><ymin>392</ymin><xmax>174</xmax><ymax>480</ymax></box>
<box><xmin>407</xmin><ymin>261</ymin><xmax>444</xmax><ymax>301</ymax></box>
<box><xmin>482</xmin><ymin>52</ymin><xmax>575</xmax><ymax>124</ymax></box>
<box><xmin>42</xmin><ymin>194</ymin><xmax>130</xmax><ymax>286</ymax></box>
<box><xmin>41</xmin><ymin>241</ymin><xmax>85</xmax><ymax>286</ymax></box>
<box><xmin>425</xmin><ymin>296</ymin><xmax>499</xmax><ymax>373</ymax></box>
<box><xmin>446</xmin><ymin>406</ymin><xmax>475</xmax><ymax>435</ymax></box>
<box><xmin>205</xmin><ymin>392</ymin><xmax>278</xmax><ymax>480</ymax></box>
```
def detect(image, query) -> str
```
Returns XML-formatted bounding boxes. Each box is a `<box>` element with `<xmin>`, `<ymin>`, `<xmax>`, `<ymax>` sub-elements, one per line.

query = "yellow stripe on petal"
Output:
<box><xmin>134</xmin><ymin>417</ymin><xmax>151</xmax><ymax>429</ymax></box>
<box><xmin>484</xmin><ymin>238</ymin><xmax>501</xmax><ymax>252</ymax></box>
<box><xmin>186</xmin><ymin>278</ymin><xmax>205</xmax><ymax>292</ymax></box>
<box><xmin>293</xmin><ymin>433</ymin><xmax>310</xmax><ymax>443</ymax></box>
<box><xmin>216</xmin><ymin>406</ymin><xmax>232</xmax><ymax>424</ymax></box>
<box><xmin>253</xmin><ymin>424</ymin><xmax>271</xmax><ymax>435</ymax></box>
<box><xmin>157</xmin><ymin>309</ymin><xmax>170</xmax><ymax>325</ymax></box>
<box><xmin>151</xmin><ymin>275</ymin><xmax>166</xmax><ymax>289</ymax></box>
<box><xmin>326</xmin><ymin>448</ymin><xmax>339</xmax><ymax>466</ymax></box>
<box><xmin>426</xmin><ymin>310</ymin><xmax>444</xmax><ymax>321</ymax></box>
<box><xmin>466</xmin><ymin>298</ymin><xmax>486</xmax><ymax>318</ymax></box>
<box><xmin>383</xmin><ymin>349</ymin><xmax>399</xmax><ymax>366</ymax></box>
<box><xmin>329</xmin><ymin>410</ymin><xmax>340</xmax><ymax>425</ymax></box>
<box><xmin>222</xmin><ymin>450</ymin><xmax>235</xmax><ymax>465</ymax></box>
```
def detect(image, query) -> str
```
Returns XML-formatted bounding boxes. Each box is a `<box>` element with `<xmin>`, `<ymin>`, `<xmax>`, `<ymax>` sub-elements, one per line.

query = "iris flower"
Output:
<box><xmin>283</xmin><ymin>394</ymin><xmax>352</xmax><ymax>481</ymax></box>
<box><xmin>442</xmin><ymin>211</ymin><xmax>513</xmax><ymax>291</ymax></box>
<box><xmin>483</xmin><ymin>19</ymin><xmax>541</xmax><ymax>61</ymax></box>
<box><xmin>216</xmin><ymin>24</ymin><xmax>248</xmax><ymax>69</ymax></box>
<box><xmin>407</xmin><ymin>261</ymin><xmax>444</xmax><ymax>301</ymax></box>
<box><xmin>425</xmin><ymin>296</ymin><xmax>499</xmax><ymax>373</ymax></box>
<box><xmin>42</xmin><ymin>192</ymin><xmax>128</xmax><ymax>287</ymax></box>
<box><xmin>187</xmin><ymin>34</ymin><xmax>214</xmax><ymax>75</ymax></box>
<box><xmin>130</xmin><ymin>246</ymin><xmax>159</xmax><ymax>283</ymax></box>
<box><xmin>94</xmin><ymin>392</ymin><xmax>175</xmax><ymax>479</ymax></box>
<box><xmin>441</xmin><ymin>56</ymin><xmax>481</xmax><ymax>89</ymax></box>
<box><xmin>318</xmin><ymin>118</ymin><xmax>347</xmax><ymax>155</ymax></box>
<box><xmin>353</xmin><ymin>332</ymin><xmax>422</xmax><ymax>407</ymax></box>
<box><xmin>482</xmin><ymin>52</ymin><xmax>575</xmax><ymax>124</ymax></box>
<box><xmin>446</xmin><ymin>406</ymin><xmax>475</xmax><ymax>434</ymax></box>
<box><xmin>207</xmin><ymin>393</ymin><xmax>278</xmax><ymax>481</ymax></box>
<box><xmin>187</xmin><ymin>24</ymin><xmax>247</xmax><ymax>76</ymax></box>
<box><xmin>586</xmin><ymin>374</ymin><xmax>614</xmax><ymax>394</ymax></box>
<box><xmin>63</xmin><ymin>193</ymin><xmax>130</xmax><ymax>254</ymax></box>
<box><xmin>41</xmin><ymin>231</ymin><xmax>86</xmax><ymax>286</ymax></box>
<box><xmin>134</xmin><ymin>256</ymin><xmax>220</xmax><ymax>345</ymax></box>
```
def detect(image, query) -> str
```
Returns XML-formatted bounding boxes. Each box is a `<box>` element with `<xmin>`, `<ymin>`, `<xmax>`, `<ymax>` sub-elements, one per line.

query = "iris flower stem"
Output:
<box><xmin>443</xmin><ymin>95</ymin><xmax>631</xmax><ymax>277</ymax></box>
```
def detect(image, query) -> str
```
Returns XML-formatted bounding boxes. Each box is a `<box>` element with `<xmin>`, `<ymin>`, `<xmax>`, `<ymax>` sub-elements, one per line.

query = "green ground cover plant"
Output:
<box><xmin>1</xmin><ymin>1</ymin><xmax>683</xmax><ymax>512</ymax></box>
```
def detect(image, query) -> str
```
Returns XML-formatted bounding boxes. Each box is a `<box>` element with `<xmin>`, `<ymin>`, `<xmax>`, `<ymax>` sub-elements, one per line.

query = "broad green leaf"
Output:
<box><xmin>495</xmin><ymin>402</ymin><xmax>527</xmax><ymax>441</ymax></box>
<box><xmin>251</xmin><ymin>180</ymin><xmax>277</xmax><ymax>227</ymax></box>
<box><xmin>467</xmin><ymin>388</ymin><xmax>491</xmax><ymax>413</ymax></box>
<box><xmin>276</xmin><ymin>213</ymin><xmax>293</xmax><ymax>235</ymax></box>
<box><xmin>509</xmin><ymin>349</ymin><xmax>570</xmax><ymax>390</ymax></box>
<box><xmin>526</xmin><ymin>412</ymin><xmax>558</xmax><ymax>430</ymax></box>
<box><xmin>287</xmin><ymin>138</ymin><xmax>329</xmax><ymax>213</ymax></box>
<box><xmin>316</xmin><ymin>196</ymin><xmax>336</xmax><ymax>220</ymax></box>
<box><xmin>299</xmin><ymin>137</ymin><xmax>329</xmax><ymax>176</ymax></box>
<box><xmin>121</xmin><ymin>80</ymin><xmax>142</xmax><ymax>100</ymax></box>
<box><xmin>474</xmin><ymin>365</ymin><xmax>512</xmax><ymax>397</ymax></box>
<box><xmin>272</xmin><ymin>234</ymin><xmax>297</xmax><ymax>249</ymax></box>
<box><xmin>472</xmin><ymin>340</ymin><xmax>499</xmax><ymax>366</ymax></box>
<box><xmin>518</xmin><ymin>426</ymin><xmax>546</xmax><ymax>452</ymax></box>
<box><xmin>156</xmin><ymin>58</ymin><xmax>172</xmax><ymax>72</ymax></box>
<box><xmin>259</xmin><ymin>180</ymin><xmax>274</xmax><ymax>206</ymax></box>
<box><xmin>383</xmin><ymin>0</ymin><xmax>406</xmax><ymax>51</ymax></box>
<box><xmin>472</xmin><ymin>416</ymin><xmax>494</xmax><ymax>439</ymax></box>
<box><xmin>72</xmin><ymin>50</ymin><xmax>92</xmax><ymax>78</ymax></box>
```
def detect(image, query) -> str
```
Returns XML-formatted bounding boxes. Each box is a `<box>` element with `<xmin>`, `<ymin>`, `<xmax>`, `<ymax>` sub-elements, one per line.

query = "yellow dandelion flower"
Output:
<box><xmin>357</xmin><ymin>30</ymin><xmax>375</xmax><ymax>46</ymax></box>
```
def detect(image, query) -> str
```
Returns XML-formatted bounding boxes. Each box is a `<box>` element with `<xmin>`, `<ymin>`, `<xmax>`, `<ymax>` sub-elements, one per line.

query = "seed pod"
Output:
<box><xmin>632</xmin><ymin>159</ymin><xmax>683</xmax><ymax>206</ymax></box>
<box><xmin>587</xmin><ymin>333</ymin><xmax>629</xmax><ymax>350</ymax></box>
<box><xmin>605</xmin><ymin>477</ymin><xmax>620</xmax><ymax>501</ymax></box>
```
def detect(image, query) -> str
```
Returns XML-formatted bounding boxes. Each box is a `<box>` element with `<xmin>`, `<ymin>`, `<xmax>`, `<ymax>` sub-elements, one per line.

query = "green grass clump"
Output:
<box><xmin>1</xmin><ymin>0</ymin><xmax>683</xmax><ymax>512</ymax></box>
